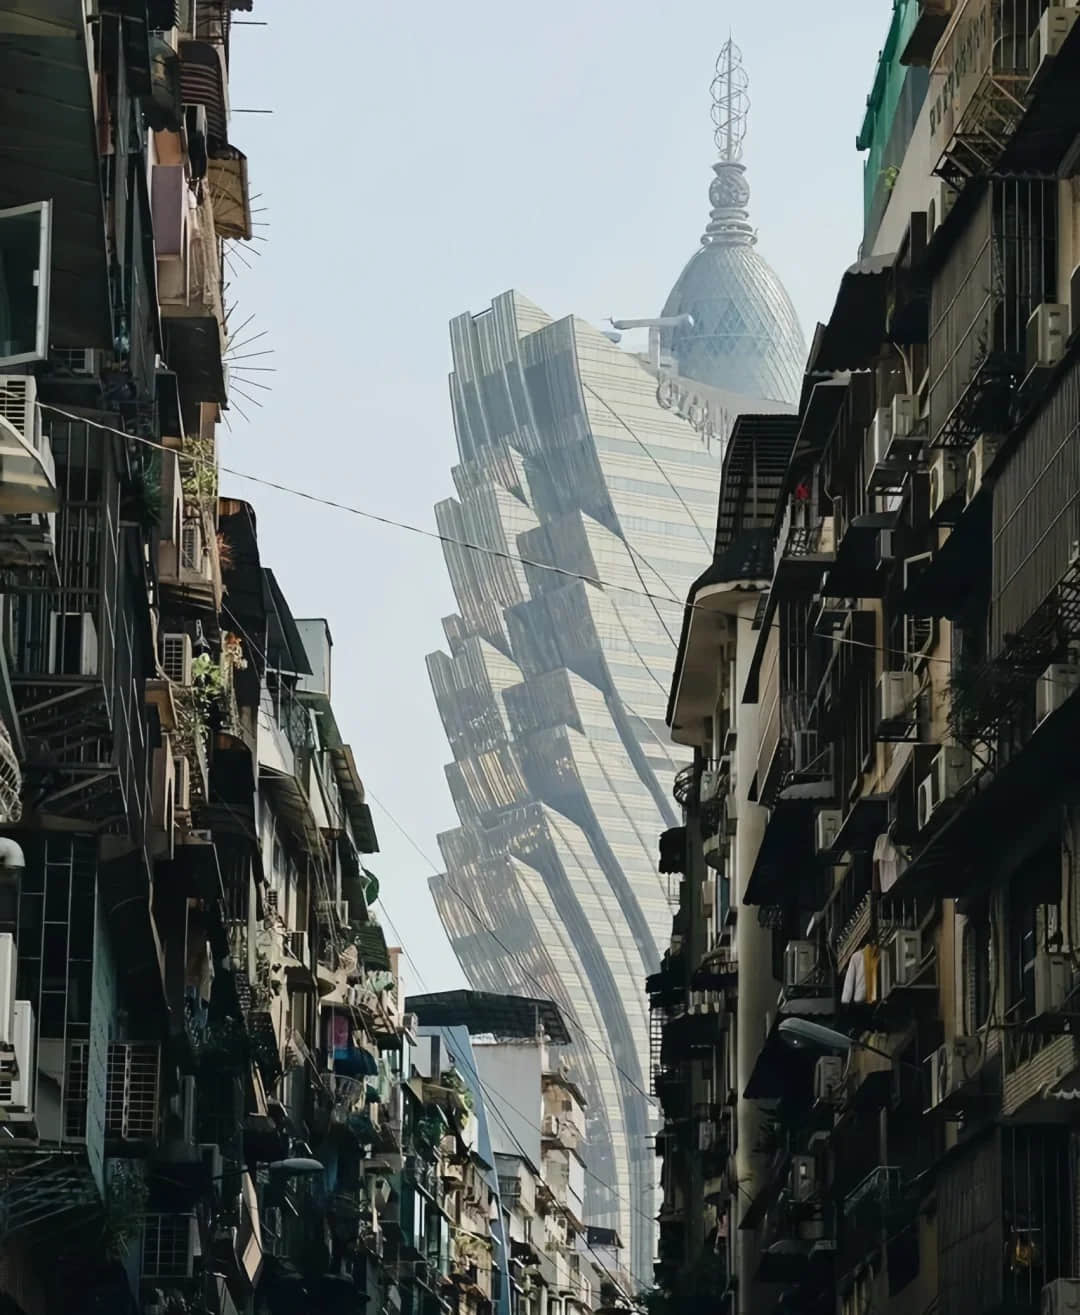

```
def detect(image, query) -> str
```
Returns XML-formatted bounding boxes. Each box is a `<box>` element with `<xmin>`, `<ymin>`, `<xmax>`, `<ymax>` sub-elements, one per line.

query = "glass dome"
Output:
<box><xmin>661</xmin><ymin>40</ymin><xmax>806</xmax><ymax>406</ymax></box>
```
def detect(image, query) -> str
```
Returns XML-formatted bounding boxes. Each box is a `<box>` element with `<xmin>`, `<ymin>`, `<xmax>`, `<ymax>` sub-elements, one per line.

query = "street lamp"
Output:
<box><xmin>777</xmin><ymin>1017</ymin><xmax>898</xmax><ymax>1066</ymax></box>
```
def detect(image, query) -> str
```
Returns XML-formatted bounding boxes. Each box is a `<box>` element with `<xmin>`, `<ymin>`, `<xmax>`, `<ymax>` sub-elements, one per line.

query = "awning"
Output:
<box><xmin>807</xmin><ymin>254</ymin><xmax>895</xmax><ymax>375</ymax></box>
<box><xmin>329</xmin><ymin>744</ymin><xmax>379</xmax><ymax>853</ymax></box>
<box><xmin>823</xmin><ymin>511</ymin><xmax>898</xmax><ymax>597</ymax></box>
<box><xmin>0</xmin><ymin>1</ymin><xmax>110</xmax><ymax>348</ymax></box>
<box><xmin>902</xmin><ymin>498</ymin><xmax>990</xmax><ymax>620</ymax></box>
<box><xmin>713</xmin><ymin>414</ymin><xmax>801</xmax><ymax>556</ymax></box>
<box><xmin>352</xmin><ymin>921</ymin><xmax>391</xmax><ymax>973</ymax></box>
<box><xmin>829</xmin><ymin>795</ymin><xmax>889</xmax><ymax>858</ymax></box>
<box><xmin>179</xmin><ymin>39</ymin><xmax>228</xmax><ymax>145</ymax></box>
<box><xmin>207</xmin><ymin>147</ymin><xmax>252</xmax><ymax>241</ymax></box>
<box><xmin>743</xmin><ymin>785</ymin><xmax>832</xmax><ymax>907</ymax></box>
<box><xmin>793</xmin><ymin>375</ymin><xmax>851</xmax><ymax>459</ymax></box>
<box><xmin>263</xmin><ymin>569</ymin><xmax>313</xmax><ymax>675</ymax></box>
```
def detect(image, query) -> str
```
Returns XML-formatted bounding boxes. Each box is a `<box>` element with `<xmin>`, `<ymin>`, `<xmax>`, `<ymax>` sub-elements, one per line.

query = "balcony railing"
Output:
<box><xmin>929</xmin><ymin>0</ymin><xmax>1042</xmax><ymax>186</ymax></box>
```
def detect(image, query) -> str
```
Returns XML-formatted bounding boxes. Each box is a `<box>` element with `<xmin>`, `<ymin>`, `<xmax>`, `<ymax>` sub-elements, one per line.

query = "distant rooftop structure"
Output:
<box><xmin>407</xmin><ymin>989</ymin><xmax>571</xmax><ymax>1045</ymax></box>
<box><xmin>661</xmin><ymin>37</ymin><xmax>806</xmax><ymax>404</ymax></box>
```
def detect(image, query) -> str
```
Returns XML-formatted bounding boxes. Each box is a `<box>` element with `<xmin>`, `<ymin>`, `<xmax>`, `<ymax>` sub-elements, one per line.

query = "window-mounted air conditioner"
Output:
<box><xmin>783</xmin><ymin>941</ymin><xmax>818</xmax><ymax>991</ymax></box>
<box><xmin>1041</xmin><ymin>1277</ymin><xmax>1080</xmax><ymax>1315</ymax></box>
<box><xmin>790</xmin><ymin>1154</ymin><xmax>816</xmax><ymax>1204</ymax></box>
<box><xmin>965</xmin><ymin>435</ymin><xmax>1002</xmax><ymax>505</ymax></box>
<box><xmin>876</xmin><ymin>671</ymin><xmax>917</xmax><ymax>731</ymax></box>
<box><xmin>880</xmin><ymin>930</ymin><xmax>922</xmax><ymax>997</ymax></box>
<box><xmin>1030</xmin><ymin>7</ymin><xmax>1079</xmax><ymax>84</ymax></box>
<box><xmin>929</xmin><ymin>450</ymin><xmax>964</xmax><ymax>519</ymax></box>
<box><xmin>1035</xmin><ymin>952</ymin><xmax>1073</xmax><ymax>1017</ymax></box>
<box><xmin>887</xmin><ymin>394</ymin><xmax>923</xmax><ymax>457</ymax></box>
<box><xmin>1026</xmin><ymin>303</ymin><xmax>1068</xmax><ymax>374</ymax></box>
<box><xmin>923</xmin><ymin>1043</ymin><xmax>948</xmax><ymax>1112</ymax></box>
<box><xmin>173</xmin><ymin>756</ymin><xmax>191</xmax><ymax>814</ymax></box>
<box><xmin>180</xmin><ymin>520</ymin><xmax>204</xmax><ymax>572</ymax></box>
<box><xmin>1036</xmin><ymin>661</ymin><xmax>1080</xmax><ymax>724</ymax></box>
<box><xmin>161</xmin><ymin>631</ymin><xmax>193</xmax><ymax>685</ymax></box>
<box><xmin>813</xmin><ymin>1055</ymin><xmax>844</xmax><ymax>1105</ymax></box>
<box><xmin>0</xmin><ymin>374</ymin><xmax>41</xmax><ymax>451</ymax></box>
<box><xmin>48</xmin><ymin>611</ymin><xmax>98</xmax><ymax>677</ymax></box>
<box><xmin>917</xmin><ymin>746</ymin><xmax>971</xmax><ymax>830</ymax></box>
<box><xmin>814</xmin><ymin>809</ymin><xmax>842</xmax><ymax>855</ymax></box>
<box><xmin>542</xmin><ymin>1114</ymin><xmax>560</xmax><ymax>1138</ymax></box>
<box><xmin>0</xmin><ymin>1001</ymin><xmax>34</xmax><ymax>1116</ymax></box>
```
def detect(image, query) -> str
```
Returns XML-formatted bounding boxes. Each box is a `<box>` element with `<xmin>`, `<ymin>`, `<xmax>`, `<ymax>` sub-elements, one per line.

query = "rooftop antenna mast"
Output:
<box><xmin>711</xmin><ymin>35</ymin><xmax>749</xmax><ymax>165</ymax></box>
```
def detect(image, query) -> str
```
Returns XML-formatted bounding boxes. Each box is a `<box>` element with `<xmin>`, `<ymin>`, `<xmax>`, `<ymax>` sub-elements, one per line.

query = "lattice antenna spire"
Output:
<box><xmin>710</xmin><ymin>36</ymin><xmax>749</xmax><ymax>164</ymax></box>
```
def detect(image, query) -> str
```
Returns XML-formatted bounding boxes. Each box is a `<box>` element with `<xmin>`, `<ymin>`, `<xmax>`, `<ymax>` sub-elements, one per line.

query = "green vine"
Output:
<box><xmin>104</xmin><ymin>1160</ymin><xmax>149</xmax><ymax>1258</ymax></box>
<box><xmin>179</xmin><ymin>435</ymin><xmax>218</xmax><ymax>513</ymax></box>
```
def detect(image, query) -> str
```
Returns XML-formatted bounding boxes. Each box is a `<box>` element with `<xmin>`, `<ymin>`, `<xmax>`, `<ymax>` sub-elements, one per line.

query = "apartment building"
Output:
<box><xmin>409</xmin><ymin>992</ymin><xmax>633</xmax><ymax>1315</ymax></box>
<box><xmin>652</xmin><ymin>2</ymin><xmax>1080</xmax><ymax>1314</ymax></box>
<box><xmin>0</xmin><ymin>4</ymin><xmax>417</xmax><ymax>1315</ymax></box>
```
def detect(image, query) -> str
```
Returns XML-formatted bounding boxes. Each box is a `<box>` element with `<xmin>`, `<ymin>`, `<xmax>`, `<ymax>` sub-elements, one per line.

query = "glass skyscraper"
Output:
<box><xmin>428</xmin><ymin>41</ymin><xmax>804</xmax><ymax>1283</ymax></box>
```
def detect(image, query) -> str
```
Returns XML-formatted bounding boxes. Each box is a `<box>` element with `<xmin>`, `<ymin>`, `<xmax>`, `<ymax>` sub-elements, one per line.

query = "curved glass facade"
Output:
<box><xmin>427</xmin><ymin>289</ymin><xmax>798</xmax><ymax>1282</ymax></box>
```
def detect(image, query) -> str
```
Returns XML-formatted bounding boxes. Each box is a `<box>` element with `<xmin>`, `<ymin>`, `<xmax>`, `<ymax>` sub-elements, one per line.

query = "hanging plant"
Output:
<box><xmin>103</xmin><ymin>1160</ymin><xmax>149</xmax><ymax>1258</ymax></box>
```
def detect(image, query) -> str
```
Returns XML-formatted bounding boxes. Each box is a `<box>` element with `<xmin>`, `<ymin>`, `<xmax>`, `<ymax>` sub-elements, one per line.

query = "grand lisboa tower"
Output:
<box><xmin>427</xmin><ymin>39</ymin><xmax>805</xmax><ymax>1285</ymax></box>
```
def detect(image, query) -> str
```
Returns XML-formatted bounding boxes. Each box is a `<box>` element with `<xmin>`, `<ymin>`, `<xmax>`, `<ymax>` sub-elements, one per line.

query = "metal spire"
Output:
<box><xmin>710</xmin><ymin>36</ymin><xmax>750</xmax><ymax>164</ymax></box>
<box><xmin>701</xmin><ymin>36</ymin><xmax>755</xmax><ymax>248</ymax></box>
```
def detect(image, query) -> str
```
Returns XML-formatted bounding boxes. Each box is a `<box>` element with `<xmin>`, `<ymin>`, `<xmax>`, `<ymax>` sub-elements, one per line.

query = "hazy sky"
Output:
<box><xmin>225</xmin><ymin>2</ymin><xmax>892</xmax><ymax>991</ymax></box>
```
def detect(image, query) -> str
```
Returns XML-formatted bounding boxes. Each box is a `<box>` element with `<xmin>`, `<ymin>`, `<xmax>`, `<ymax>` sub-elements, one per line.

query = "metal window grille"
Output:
<box><xmin>105</xmin><ymin>1041</ymin><xmax>160</xmax><ymax>1140</ymax></box>
<box><xmin>141</xmin><ymin>1213</ymin><xmax>196</xmax><ymax>1278</ymax></box>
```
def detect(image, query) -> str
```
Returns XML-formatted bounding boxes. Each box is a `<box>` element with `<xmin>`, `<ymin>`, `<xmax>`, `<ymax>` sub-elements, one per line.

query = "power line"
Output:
<box><xmin>42</xmin><ymin>404</ymin><xmax>1076</xmax><ymax>692</ymax></box>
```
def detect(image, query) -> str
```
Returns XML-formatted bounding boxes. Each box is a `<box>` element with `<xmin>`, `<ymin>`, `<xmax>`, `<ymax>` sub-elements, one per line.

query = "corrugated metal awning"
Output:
<box><xmin>207</xmin><ymin>147</ymin><xmax>252</xmax><ymax>240</ymax></box>
<box><xmin>180</xmin><ymin>39</ymin><xmax>228</xmax><ymax>145</ymax></box>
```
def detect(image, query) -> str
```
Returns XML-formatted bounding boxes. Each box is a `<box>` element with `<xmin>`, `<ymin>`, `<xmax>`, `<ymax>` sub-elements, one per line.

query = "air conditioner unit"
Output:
<box><xmin>0</xmin><ymin>933</ymin><xmax>16</xmax><ymax>1064</ymax></box>
<box><xmin>150</xmin><ymin>747</ymin><xmax>176</xmax><ymax>852</ymax></box>
<box><xmin>173</xmin><ymin>756</ymin><xmax>191</xmax><ymax>814</ymax></box>
<box><xmin>923</xmin><ymin>1044</ymin><xmax>948</xmax><ymax>1112</ymax></box>
<box><xmin>1042</xmin><ymin>1277</ymin><xmax>1080</xmax><ymax>1315</ymax></box>
<box><xmin>927</xmin><ymin>179</ymin><xmax>957</xmax><ymax>239</ymax></box>
<box><xmin>0</xmin><ymin>374</ymin><xmax>39</xmax><ymax>449</ymax></box>
<box><xmin>813</xmin><ymin>1055</ymin><xmax>844</xmax><ymax>1104</ymax></box>
<box><xmin>888</xmin><ymin>930</ymin><xmax>922</xmax><ymax>990</ymax></box>
<box><xmin>929</xmin><ymin>450</ymin><xmax>963</xmax><ymax>518</ymax></box>
<box><xmin>48</xmin><ymin>611</ymin><xmax>98</xmax><ymax>676</ymax></box>
<box><xmin>890</xmin><ymin>393</ymin><xmax>918</xmax><ymax>439</ymax></box>
<box><xmin>1072</xmin><ymin>263</ymin><xmax>1080</xmax><ymax>340</ymax></box>
<box><xmin>1027</xmin><ymin>303</ymin><xmax>1069</xmax><ymax>373</ymax></box>
<box><xmin>917</xmin><ymin>775</ymin><xmax>937</xmax><ymax>832</ymax></box>
<box><xmin>790</xmin><ymin>1154</ymin><xmax>816</xmax><ymax>1204</ymax></box>
<box><xmin>161</xmin><ymin>632</ymin><xmax>193</xmax><ymax>684</ymax></box>
<box><xmin>0</xmin><ymin>1000</ymin><xmax>33</xmax><ymax>1115</ymax></box>
<box><xmin>542</xmin><ymin>1114</ymin><xmax>560</xmax><ymax>1138</ymax></box>
<box><xmin>784</xmin><ymin>941</ymin><xmax>818</xmax><ymax>990</ymax></box>
<box><xmin>1035</xmin><ymin>952</ymin><xmax>1073</xmax><ymax>1016</ymax></box>
<box><xmin>935</xmin><ymin>744</ymin><xmax>971</xmax><ymax>801</ymax></box>
<box><xmin>965</xmin><ymin>434</ymin><xmax>1002</xmax><ymax>504</ymax></box>
<box><xmin>814</xmin><ymin>809</ymin><xmax>842</xmax><ymax>855</ymax></box>
<box><xmin>1030</xmin><ymin>7</ymin><xmax>1078</xmax><ymax>82</ymax></box>
<box><xmin>1036</xmin><ymin>662</ymin><xmax>1080</xmax><ymax>723</ymax></box>
<box><xmin>180</xmin><ymin>519</ymin><xmax>203</xmax><ymax>572</ymax></box>
<box><xmin>877</xmin><ymin>671</ymin><xmax>917</xmax><ymax>729</ymax></box>
<box><xmin>370</xmin><ymin>1175</ymin><xmax>393</xmax><ymax>1211</ymax></box>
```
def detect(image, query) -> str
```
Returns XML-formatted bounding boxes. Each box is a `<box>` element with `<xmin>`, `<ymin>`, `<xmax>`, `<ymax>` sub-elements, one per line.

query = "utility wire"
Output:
<box><xmin>38</xmin><ymin>404</ymin><xmax>1080</xmax><ymax>691</ymax></box>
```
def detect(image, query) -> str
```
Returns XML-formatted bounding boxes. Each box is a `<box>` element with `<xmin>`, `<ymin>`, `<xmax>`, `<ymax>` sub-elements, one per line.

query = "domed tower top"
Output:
<box><xmin>661</xmin><ymin>38</ymin><xmax>806</xmax><ymax>405</ymax></box>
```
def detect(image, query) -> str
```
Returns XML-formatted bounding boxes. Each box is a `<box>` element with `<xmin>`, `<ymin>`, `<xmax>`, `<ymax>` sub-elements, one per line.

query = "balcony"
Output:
<box><xmin>158</xmin><ymin>186</ymin><xmax>227</xmax><ymax>407</ymax></box>
<box><xmin>771</xmin><ymin>507</ymin><xmax>836</xmax><ymax>598</ymax></box>
<box><xmin>158</xmin><ymin>507</ymin><xmax>222</xmax><ymax>619</ymax></box>
<box><xmin>929</xmin><ymin>0</ymin><xmax>1040</xmax><ymax>188</ymax></box>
